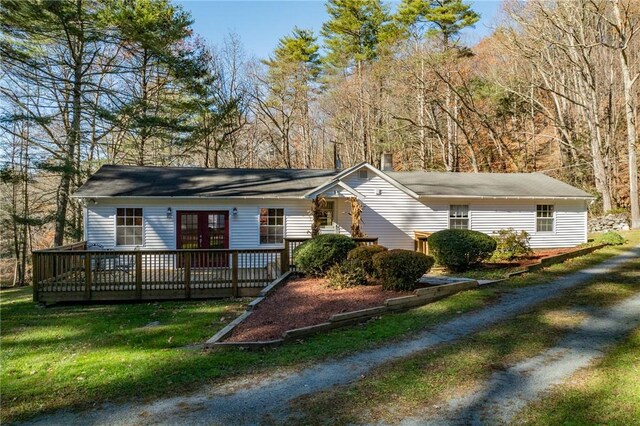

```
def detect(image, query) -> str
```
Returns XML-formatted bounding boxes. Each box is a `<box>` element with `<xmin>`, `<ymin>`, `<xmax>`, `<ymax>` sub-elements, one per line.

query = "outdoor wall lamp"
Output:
<box><xmin>166</xmin><ymin>207</ymin><xmax>172</xmax><ymax>218</ymax></box>
<box><xmin>232</xmin><ymin>207</ymin><xmax>238</xmax><ymax>216</ymax></box>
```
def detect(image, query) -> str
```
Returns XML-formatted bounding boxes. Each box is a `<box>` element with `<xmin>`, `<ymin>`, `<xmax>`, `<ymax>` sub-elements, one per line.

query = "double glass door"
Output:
<box><xmin>177</xmin><ymin>211</ymin><xmax>229</xmax><ymax>267</ymax></box>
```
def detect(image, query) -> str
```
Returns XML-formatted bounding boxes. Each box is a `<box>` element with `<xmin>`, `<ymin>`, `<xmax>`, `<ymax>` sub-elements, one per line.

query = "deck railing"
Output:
<box><xmin>33</xmin><ymin>236</ymin><xmax>380</xmax><ymax>304</ymax></box>
<box><xmin>33</xmin><ymin>245</ymin><xmax>283</xmax><ymax>304</ymax></box>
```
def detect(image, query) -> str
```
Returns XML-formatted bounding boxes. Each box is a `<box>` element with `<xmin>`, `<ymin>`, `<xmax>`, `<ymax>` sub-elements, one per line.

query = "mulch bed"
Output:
<box><xmin>226</xmin><ymin>277</ymin><xmax>411</xmax><ymax>342</ymax></box>
<box><xmin>481</xmin><ymin>248</ymin><xmax>577</xmax><ymax>269</ymax></box>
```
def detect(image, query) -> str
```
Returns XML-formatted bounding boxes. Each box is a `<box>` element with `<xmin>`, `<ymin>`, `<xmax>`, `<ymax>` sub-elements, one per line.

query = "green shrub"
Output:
<box><xmin>293</xmin><ymin>234</ymin><xmax>357</xmax><ymax>276</ymax></box>
<box><xmin>428</xmin><ymin>229</ymin><xmax>497</xmax><ymax>272</ymax></box>
<box><xmin>491</xmin><ymin>228</ymin><xmax>532</xmax><ymax>261</ymax></box>
<box><xmin>347</xmin><ymin>244</ymin><xmax>388</xmax><ymax>277</ymax></box>
<box><xmin>326</xmin><ymin>260</ymin><xmax>368</xmax><ymax>289</ymax></box>
<box><xmin>372</xmin><ymin>249</ymin><xmax>434</xmax><ymax>291</ymax></box>
<box><xmin>592</xmin><ymin>231</ymin><xmax>625</xmax><ymax>246</ymax></box>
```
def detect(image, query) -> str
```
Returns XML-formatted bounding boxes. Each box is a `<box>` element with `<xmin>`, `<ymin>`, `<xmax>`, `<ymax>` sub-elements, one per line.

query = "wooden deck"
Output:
<box><xmin>33</xmin><ymin>237</ymin><xmax>379</xmax><ymax>304</ymax></box>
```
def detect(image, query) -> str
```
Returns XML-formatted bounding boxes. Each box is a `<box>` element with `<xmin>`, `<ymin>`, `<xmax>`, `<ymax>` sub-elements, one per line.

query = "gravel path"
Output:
<box><xmin>18</xmin><ymin>246</ymin><xmax>640</xmax><ymax>426</ymax></box>
<box><xmin>400</xmin><ymin>291</ymin><xmax>640</xmax><ymax>426</ymax></box>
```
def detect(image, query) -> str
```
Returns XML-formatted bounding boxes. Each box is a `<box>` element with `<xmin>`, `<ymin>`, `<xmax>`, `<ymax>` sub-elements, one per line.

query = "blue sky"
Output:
<box><xmin>177</xmin><ymin>0</ymin><xmax>502</xmax><ymax>59</ymax></box>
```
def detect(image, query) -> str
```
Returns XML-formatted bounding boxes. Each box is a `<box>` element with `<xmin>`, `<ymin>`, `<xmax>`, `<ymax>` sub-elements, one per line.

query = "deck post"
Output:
<box><xmin>32</xmin><ymin>252</ymin><xmax>39</xmax><ymax>302</ymax></box>
<box><xmin>281</xmin><ymin>240</ymin><xmax>290</xmax><ymax>273</ymax></box>
<box><xmin>232</xmin><ymin>251</ymin><xmax>239</xmax><ymax>298</ymax></box>
<box><xmin>84</xmin><ymin>252</ymin><xmax>92</xmax><ymax>300</ymax></box>
<box><xmin>135</xmin><ymin>251</ymin><xmax>142</xmax><ymax>299</ymax></box>
<box><xmin>184</xmin><ymin>251</ymin><xmax>191</xmax><ymax>299</ymax></box>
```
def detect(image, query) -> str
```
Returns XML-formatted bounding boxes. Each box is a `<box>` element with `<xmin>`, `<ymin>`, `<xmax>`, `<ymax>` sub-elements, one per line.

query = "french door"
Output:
<box><xmin>177</xmin><ymin>211</ymin><xmax>229</xmax><ymax>267</ymax></box>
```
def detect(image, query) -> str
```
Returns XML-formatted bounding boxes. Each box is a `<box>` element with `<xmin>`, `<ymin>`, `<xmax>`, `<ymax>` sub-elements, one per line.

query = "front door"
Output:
<box><xmin>177</xmin><ymin>211</ymin><xmax>229</xmax><ymax>267</ymax></box>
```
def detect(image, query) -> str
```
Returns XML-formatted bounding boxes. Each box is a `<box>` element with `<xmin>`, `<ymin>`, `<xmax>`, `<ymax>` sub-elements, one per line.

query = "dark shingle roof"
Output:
<box><xmin>74</xmin><ymin>165</ymin><xmax>340</xmax><ymax>198</ymax></box>
<box><xmin>74</xmin><ymin>165</ymin><xmax>593</xmax><ymax>200</ymax></box>
<box><xmin>388</xmin><ymin>172</ymin><xmax>593</xmax><ymax>199</ymax></box>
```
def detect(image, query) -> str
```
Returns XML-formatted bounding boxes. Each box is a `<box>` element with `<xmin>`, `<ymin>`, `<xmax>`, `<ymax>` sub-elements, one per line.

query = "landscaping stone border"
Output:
<box><xmin>208</xmin><ymin>278</ymin><xmax>478</xmax><ymax>349</ymax></box>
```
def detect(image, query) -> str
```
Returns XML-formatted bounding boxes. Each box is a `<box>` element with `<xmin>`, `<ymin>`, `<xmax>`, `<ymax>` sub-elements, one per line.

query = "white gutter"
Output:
<box><xmin>418</xmin><ymin>195</ymin><xmax>595</xmax><ymax>200</ymax></box>
<box><xmin>72</xmin><ymin>195</ymin><xmax>309</xmax><ymax>200</ymax></box>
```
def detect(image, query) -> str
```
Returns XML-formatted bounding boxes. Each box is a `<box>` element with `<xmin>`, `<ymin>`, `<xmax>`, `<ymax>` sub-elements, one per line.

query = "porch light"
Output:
<box><xmin>166</xmin><ymin>207</ymin><xmax>172</xmax><ymax>218</ymax></box>
<box><xmin>232</xmin><ymin>207</ymin><xmax>238</xmax><ymax>216</ymax></box>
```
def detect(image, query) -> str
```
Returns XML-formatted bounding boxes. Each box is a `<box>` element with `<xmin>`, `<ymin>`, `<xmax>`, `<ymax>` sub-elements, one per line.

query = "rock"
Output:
<box><xmin>143</xmin><ymin>321</ymin><xmax>161</xmax><ymax>328</ymax></box>
<box><xmin>588</xmin><ymin>213</ymin><xmax>630</xmax><ymax>233</ymax></box>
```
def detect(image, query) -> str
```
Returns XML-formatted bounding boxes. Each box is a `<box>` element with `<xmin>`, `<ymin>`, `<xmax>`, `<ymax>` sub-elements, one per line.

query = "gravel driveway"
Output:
<box><xmin>400</xmin><ymin>290</ymin><xmax>640</xmax><ymax>425</ymax></box>
<box><xmin>18</xmin><ymin>245</ymin><xmax>640</xmax><ymax>426</ymax></box>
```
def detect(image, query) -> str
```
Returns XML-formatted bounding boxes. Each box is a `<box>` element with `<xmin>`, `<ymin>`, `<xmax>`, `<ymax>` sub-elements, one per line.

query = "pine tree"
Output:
<box><xmin>397</xmin><ymin>0</ymin><xmax>479</xmax><ymax>48</ymax></box>
<box><xmin>321</xmin><ymin>0</ymin><xmax>396</xmax><ymax>70</ymax></box>
<box><xmin>107</xmin><ymin>0</ymin><xmax>208</xmax><ymax>165</ymax></box>
<box><xmin>259</xmin><ymin>28</ymin><xmax>321</xmax><ymax>167</ymax></box>
<box><xmin>320</xmin><ymin>0</ymin><xmax>397</xmax><ymax>163</ymax></box>
<box><xmin>1</xmin><ymin>0</ymin><xmax>108</xmax><ymax>245</ymax></box>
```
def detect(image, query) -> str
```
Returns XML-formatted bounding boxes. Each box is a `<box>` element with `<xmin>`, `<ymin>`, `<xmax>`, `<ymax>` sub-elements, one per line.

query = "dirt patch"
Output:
<box><xmin>226</xmin><ymin>277</ymin><xmax>410</xmax><ymax>342</ymax></box>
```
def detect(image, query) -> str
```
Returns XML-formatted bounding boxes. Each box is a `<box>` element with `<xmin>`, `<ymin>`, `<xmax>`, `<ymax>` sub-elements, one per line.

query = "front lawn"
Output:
<box><xmin>289</xmin><ymin>257</ymin><xmax>640</xmax><ymax>424</ymax></box>
<box><xmin>0</xmin><ymin>281</ymin><xmax>495</xmax><ymax>422</ymax></box>
<box><xmin>514</xmin><ymin>328</ymin><xmax>640</xmax><ymax>425</ymax></box>
<box><xmin>1</xmin><ymin>230</ymin><xmax>638</xmax><ymax>422</ymax></box>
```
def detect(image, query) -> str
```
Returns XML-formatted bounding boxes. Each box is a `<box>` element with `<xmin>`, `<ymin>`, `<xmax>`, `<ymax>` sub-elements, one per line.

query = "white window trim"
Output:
<box><xmin>535</xmin><ymin>204</ymin><xmax>556</xmax><ymax>234</ymax></box>
<box><xmin>259</xmin><ymin>207</ymin><xmax>286</xmax><ymax>246</ymax></box>
<box><xmin>114</xmin><ymin>207</ymin><xmax>145</xmax><ymax>248</ymax></box>
<box><xmin>448</xmin><ymin>205</ymin><xmax>470</xmax><ymax>230</ymax></box>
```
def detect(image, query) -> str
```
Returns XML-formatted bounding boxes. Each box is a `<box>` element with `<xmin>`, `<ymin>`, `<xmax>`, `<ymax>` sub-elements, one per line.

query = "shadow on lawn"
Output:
<box><xmin>2</xmin><ymin>240</ymin><xmax>638</xmax><ymax>422</ymax></box>
<box><xmin>288</xmin><ymin>262</ymin><xmax>640</xmax><ymax>425</ymax></box>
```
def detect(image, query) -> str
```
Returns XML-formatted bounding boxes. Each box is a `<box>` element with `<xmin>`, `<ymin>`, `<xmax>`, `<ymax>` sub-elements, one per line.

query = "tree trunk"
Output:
<box><xmin>611</xmin><ymin>0</ymin><xmax>640</xmax><ymax>228</ymax></box>
<box><xmin>54</xmin><ymin>0</ymin><xmax>84</xmax><ymax>246</ymax></box>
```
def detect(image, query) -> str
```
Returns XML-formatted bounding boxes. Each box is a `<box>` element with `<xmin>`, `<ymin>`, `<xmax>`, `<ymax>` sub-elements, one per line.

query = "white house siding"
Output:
<box><xmin>84</xmin><ymin>198</ymin><xmax>314</xmax><ymax>269</ymax></box>
<box><xmin>85</xmin><ymin>206</ymin><xmax>118</xmax><ymax>248</ymax></box>
<box><xmin>83</xmin><ymin>177</ymin><xmax>588</xmax><ymax>255</ymax></box>
<box><xmin>464</xmin><ymin>199</ymin><xmax>588</xmax><ymax>248</ymax></box>
<box><xmin>334</xmin><ymin>174</ymin><xmax>449</xmax><ymax>250</ymax></box>
<box><xmin>84</xmin><ymin>198</ymin><xmax>313</xmax><ymax>249</ymax></box>
<box><xmin>324</xmin><ymin>172</ymin><xmax>588</xmax><ymax>249</ymax></box>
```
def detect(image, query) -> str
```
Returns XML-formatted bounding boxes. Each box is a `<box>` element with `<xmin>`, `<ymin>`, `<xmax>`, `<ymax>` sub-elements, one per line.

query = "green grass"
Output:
<box><xmin>289</xmin><ymin>258</ymin><xmax>640</xmax><ymax>425</ymax></box>
<box><xmin>1</xmin><ymin>230</ymin><xmax>638</xmax><ymax>422</ymax></box>
<box><xmin>515</xmin><ymin>328</ymin><xmax>640</xmax><ymax>425</ymax></box>
<box><xmin>0</xmin><ymin>283</ymin><xmax>495</xmax><ymax>422</ymax></box>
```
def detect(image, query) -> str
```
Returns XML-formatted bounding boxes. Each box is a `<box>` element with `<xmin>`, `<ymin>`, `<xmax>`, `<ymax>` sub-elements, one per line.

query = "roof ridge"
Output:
<box><xmin>100</xmin><ymin>164</ymin><xmax>338</xmax><ymax>172</ymax></box>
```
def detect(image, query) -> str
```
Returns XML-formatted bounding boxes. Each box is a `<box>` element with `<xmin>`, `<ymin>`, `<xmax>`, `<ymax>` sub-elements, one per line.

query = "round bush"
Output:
<box><xmin>428</xmin><ymin>229</ymin><xmax>497</xmax><ymax>272</ymax></box>
<box><xmin>372</xmin><ymin>249</ymin><xmax>434</xmax><ymax>291</ymax></box>
<box><xmin>491</xmin><ymin>228</ymin><xmax>532</xmax><ymax>261</ymax></box>
<box><xmin>592</xmin><ymin>231</ymin><xmax>625</xmax><ymax>246</ymax></box>
<box><xmin>326</xmin><ymin>260</ymin><xmax>368</xmax><ymax>289</ymax></box>
<box><xmin>293</xmin><ymin>234</ymin><xmax>357</xmax><ymax>276</ymax></box>
<box><xmin>347</xmin><ymin>244</ymin><xmax>388</xmax><ymax>277</ymax></box>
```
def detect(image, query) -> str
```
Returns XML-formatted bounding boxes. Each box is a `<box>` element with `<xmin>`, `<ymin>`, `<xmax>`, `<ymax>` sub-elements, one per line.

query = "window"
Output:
<box><xmin>318</xmin><ymin>201</ymin><xmax>335</xmax><ymax>227</ymax></box>
<box><xmin>536</xmin><ymin>204</ymin><xmax>554</xmax><ymax>232</ymax></box>
<box><xmin>116</xmin><ymin>208</ymin><xmax>143</xmax><ymax>246</ymax></box>
<box><xmin>260</xmin><ymin>208</ymin><xmax>284</xmax><ymax>244</ymax></box>
<box><xmin>358</xmin><ymin>169</ymin><xmax>368</xmax><ymax>179</ymax></box>
<box><xmin>449</xmin><ymin>205</ymin><xmax>469</xmax><ymax>229</ymax></box>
